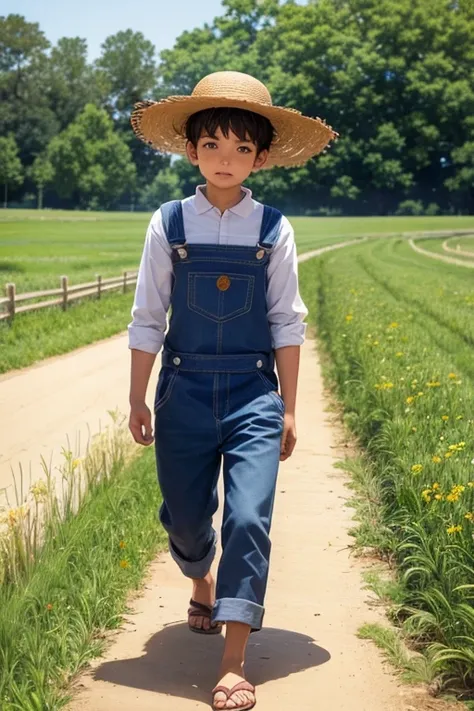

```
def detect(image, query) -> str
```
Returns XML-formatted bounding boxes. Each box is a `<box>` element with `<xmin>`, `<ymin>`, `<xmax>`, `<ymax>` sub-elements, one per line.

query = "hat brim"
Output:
<box><xmin>131</xmin><ymin>95</ymin><xmax>338</xmax><ymax>168</ymax></box>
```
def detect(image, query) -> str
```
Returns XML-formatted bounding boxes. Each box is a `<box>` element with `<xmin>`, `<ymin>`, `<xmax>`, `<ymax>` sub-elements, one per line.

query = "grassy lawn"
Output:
<box><xmin>2</xmin><ymin>209</ymin><xmax>474</xmax><ymax>374</ymax></box>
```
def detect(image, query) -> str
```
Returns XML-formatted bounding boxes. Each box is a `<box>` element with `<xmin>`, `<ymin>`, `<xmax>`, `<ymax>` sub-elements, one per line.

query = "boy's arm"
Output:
<box><xmin>128</xmin><ymin>210</ymin><xmax>172</xmax><ymax>445</ymax></box>
<box><xmin>275</xmin><ymin>346</ymin><xmax>300</xmax><ymax>461</ymax></box>
<box><xmin>267</xmin><ymin>216</ymin><xmax>307</xmax><ymax>460</ymax></box>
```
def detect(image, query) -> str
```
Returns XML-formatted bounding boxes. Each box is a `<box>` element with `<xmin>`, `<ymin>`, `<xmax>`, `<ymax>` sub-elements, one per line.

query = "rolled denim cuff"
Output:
<box><xmin>168</xmin><ymin>531</ymin><xmax>217</xmax><ymax>579</ymax></box>
<box><xmin>212</xmin><ymin>597</ymin><xmax>265</xmax><ymax>631</ymax></box>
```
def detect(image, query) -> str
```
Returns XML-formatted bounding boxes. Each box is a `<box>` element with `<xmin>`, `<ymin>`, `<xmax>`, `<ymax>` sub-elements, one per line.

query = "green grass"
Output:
<box><xmin>411</xmin><ymin>236</ymin><xmax>474</xmax><ymax>262</ymax></box>
<box><xmin>0</xmin><ymin>291</ymin><xmax>134</xmax><ymax>373</ymax></box>
<box><xmin>0</xmin><ymin>442</ymin><xmax>166</xmax><ymax>710</ymax></box>
<box><xmin>299</xmin><ymin>241</ymin><xmax>474</xmax><ymax>698</ymax></box>
<box><xmin>2</xmin><ymin>210</ymin><xmax>474</xmax><ymax>375</ymax></box>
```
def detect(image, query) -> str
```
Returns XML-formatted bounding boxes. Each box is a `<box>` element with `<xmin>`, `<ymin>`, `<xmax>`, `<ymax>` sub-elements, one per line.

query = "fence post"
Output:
<box><xmin>6</xmin><ymin>283</ymin><xmax>15</xmax><ymax>320</ymax></box>
<box><xmin>96</xmin><ymin>274</ymin><xmax>102</xmax><ymax>300</ymax></box>
<box><xmin>123</xmin><ymin>270</ymin><xmax>128</xmax><ymax>293</ymax></box>
<box><xmin>61</xmin><ymin>276</ymin><xmax>68</xmax><ymax>311</ymax></box>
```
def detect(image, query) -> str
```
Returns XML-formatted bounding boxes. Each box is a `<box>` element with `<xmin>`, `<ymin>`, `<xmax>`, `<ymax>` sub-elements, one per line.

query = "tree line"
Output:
<box><xmin>1</xmin><ymin>0</ymin><xmax>473</xmax><ymax>216</ymax></box>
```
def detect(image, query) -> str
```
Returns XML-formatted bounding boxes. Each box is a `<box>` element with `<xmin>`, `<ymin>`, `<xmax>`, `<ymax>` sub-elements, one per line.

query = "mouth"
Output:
<box><xmin>216</xmin><ymin>172</ymin><xmax>233</xmax><ymax>177</ymax></box>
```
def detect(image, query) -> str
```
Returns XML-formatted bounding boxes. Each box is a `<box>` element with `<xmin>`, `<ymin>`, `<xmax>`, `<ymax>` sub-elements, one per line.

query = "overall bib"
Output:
<box><xmin>154</xmin><ymin>200</ymin><xmax>285</xmax><ymax>631</ymax></box>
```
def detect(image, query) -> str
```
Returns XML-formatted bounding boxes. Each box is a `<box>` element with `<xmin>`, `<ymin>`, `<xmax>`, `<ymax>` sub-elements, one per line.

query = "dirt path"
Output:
<box><xmin>0</xmin><ymin>333</ymin><xmax>160</xmax><ymax>505</ymax></box>
<box><xmin>67</xmin><ymin>338</ymin><xmax>434</xmax><ymax>711</ymax></box>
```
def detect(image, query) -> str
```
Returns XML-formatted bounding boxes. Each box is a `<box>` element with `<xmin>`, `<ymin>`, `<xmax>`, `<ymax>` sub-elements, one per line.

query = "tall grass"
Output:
<box><xmin>299</xmin><ymin>241</ymin><xmax>474</xmax><ymax>699</ymax></box>
<box><xmin>0</xmin><ymin>412</ymin><xmax>166</xmax><ymax>710</ymax></box>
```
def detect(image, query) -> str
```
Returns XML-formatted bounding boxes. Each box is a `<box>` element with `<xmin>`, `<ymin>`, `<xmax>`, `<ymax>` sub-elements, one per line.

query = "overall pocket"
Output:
<box><xmin>187</xmin><ymin>272</ymin><xmax>254</xmax><ymax>322</ymax></box>
<box><xmin>257</xmin><ymin>370</ymin><xmax>286</xmax><ymax>415</ymax></box>
<box><xmin>154</xmin><ymin>368</ymin><xmax>178</xmax><ymax>412</ymax></box>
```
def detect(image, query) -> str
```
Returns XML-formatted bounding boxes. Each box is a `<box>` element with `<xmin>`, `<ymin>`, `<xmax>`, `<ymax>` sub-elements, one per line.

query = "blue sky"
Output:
<box><xmin>5</xmin><ymin>0</ymin><xmax>226</xmax><ymax>61</ymax></box>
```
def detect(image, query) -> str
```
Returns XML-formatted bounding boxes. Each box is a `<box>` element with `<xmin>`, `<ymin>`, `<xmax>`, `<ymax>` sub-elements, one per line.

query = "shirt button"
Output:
<box><xmin>256</xmin><ymin>359</ymin><xmax>263</xmax><ymax>369</ymax></box>
<box><xmin>173</xmin><ymin>357</ymin><xmax>181</xmax><ymax>366</ymax></box>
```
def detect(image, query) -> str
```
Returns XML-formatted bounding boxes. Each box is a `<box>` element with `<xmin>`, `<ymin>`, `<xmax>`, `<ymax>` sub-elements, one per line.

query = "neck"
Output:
<box><xmin>204</xmin><ymin>182</ymin><xmax>244</xmax><ymax>214</ymax></box>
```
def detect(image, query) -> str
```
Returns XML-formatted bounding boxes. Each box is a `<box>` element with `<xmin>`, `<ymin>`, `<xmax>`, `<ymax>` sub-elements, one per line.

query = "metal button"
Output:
<box><xmin>216</xmin><ymin>275</ymin><xmax>231</xmax><ymax>291</ymax></box>
<box><xmin>177</xmin><ymin>248</ymin><xmax>187</xmax><ymax>259</ymax></box>
<box><xmin>256</xmin><ymin>249</ymin><xmax>265</xmax><ymax>260</ymax></box>
<box><xmin>173</xmin><ymin>357</ymin><xmax>181</xmax><ymax>366</ymax></box>
<box><xmin>256</xmin><ymin>359</ymin><xmax>263</xmax><ymax>368</ymax></box>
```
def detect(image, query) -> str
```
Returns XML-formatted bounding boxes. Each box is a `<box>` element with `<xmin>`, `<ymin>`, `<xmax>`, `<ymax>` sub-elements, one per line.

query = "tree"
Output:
<box><xmin>0</xmin><ymin>134</ymin><xmax>23</xmax><ymax>207</ymax></box>
<box><xmin>95</xmin><ymin>30</ymin><xmax>158</xmax><ymax>115</ymax></box>
<box><xmin>29</xmin><ymin>154</ymin><xmax>55</xmax><ymax>209</ymax></box>
<box><xmin>48</xmin><ymin>104</ymin><xmax>136</xmax><ymax>209</ymax></box>
<box><xmin>139</xmin><ymin>167</ymin><xmax>184</xmax><ymax>209</ymax></box>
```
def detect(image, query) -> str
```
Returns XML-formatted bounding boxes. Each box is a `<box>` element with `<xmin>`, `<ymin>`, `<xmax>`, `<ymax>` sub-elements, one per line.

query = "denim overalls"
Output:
<box><xmin>154</xmin><ymin>199</ymin><xmax>285</xmax><ymax>631</ymax></box>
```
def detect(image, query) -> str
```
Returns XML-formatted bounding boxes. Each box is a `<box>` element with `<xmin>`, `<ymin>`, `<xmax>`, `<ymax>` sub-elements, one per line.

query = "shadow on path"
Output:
<box><xmin>93</xmin><ymin>623</ymin><xmax>331</xmax><ymax>704</ymax></box>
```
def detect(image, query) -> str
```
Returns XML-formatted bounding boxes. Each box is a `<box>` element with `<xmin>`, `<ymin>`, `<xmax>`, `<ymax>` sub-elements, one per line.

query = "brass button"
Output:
<box><xmin>177</xmin><ymin>248</ymin><xmax>187</xmax><ymax>259</ymax></box>
<box><xmin>256</xmin><ymin>249</ymin><xmax>265</xmax><ymax>260</ymax></box>
<box><xmin>216</xmin><ymin>275</ymin><xmax>231</xmax><ymax>291</ymax></box>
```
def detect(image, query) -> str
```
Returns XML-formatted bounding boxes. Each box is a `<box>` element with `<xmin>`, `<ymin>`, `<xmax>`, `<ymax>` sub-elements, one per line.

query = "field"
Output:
<box><xmin>1</xmin><ymin>210</ymin><xmax>474</xmax><ymax>374</ymax></box>
<box><xmin>299</xmin><ymin>238</ymin><xmax>474</xmax><ymax>697</ymax></box>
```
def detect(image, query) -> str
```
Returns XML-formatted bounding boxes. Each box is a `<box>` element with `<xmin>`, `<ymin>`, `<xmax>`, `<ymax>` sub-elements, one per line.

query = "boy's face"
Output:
<box><xmin>186</xmin><ymin>127</ymin><xmax>268</xmax><ymax>188</ymax></box>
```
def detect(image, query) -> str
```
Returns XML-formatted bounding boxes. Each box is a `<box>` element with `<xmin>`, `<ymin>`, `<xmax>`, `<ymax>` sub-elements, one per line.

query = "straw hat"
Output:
<box><xmin>131</xmin><ymin>71</ymin><xmax>338</xmax><ymax>168</ymax></box>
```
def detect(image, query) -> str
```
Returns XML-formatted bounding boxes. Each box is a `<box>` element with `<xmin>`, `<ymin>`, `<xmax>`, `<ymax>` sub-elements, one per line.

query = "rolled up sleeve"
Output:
<box><xmin>127</xmin><ymin>209</ymin><xmax>173</xmax><ymax>354</ymax></box>
<box><xmin>266</xmin><ymin>216</ymin><xmax>308</xmax><ymax>349</ymax></box>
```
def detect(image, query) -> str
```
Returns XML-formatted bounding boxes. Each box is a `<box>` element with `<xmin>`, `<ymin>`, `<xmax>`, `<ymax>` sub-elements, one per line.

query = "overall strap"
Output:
<box><xmin>259</xmin><ymin>205</ymin><xmax>283</xmax><ymax>250</ymax></box>
<box><xmin>160</xmin><ymin>200</ymin><xmax>186</xmax><ymax>246</ymax></box>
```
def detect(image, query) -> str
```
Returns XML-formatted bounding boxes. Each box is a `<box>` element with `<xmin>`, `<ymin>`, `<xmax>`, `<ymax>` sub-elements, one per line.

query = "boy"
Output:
<box><xmin>128</xmin><ymin>71</ymin><xmax>337</xmax><ymax>710</ymax></box>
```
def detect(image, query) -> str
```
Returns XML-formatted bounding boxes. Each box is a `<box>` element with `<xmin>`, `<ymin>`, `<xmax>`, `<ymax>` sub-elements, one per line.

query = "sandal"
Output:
<box><xmin>188</xmin><ymin>598</ymin><xmax>222</xmax><ymax>635</ymax></box>
<box><xmin>212</xmin><ymin>681</ymin><xmax>256</xmax><ymax>711</ymax></box>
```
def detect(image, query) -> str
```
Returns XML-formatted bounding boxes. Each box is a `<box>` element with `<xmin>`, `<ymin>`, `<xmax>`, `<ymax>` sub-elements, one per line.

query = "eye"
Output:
<box><xmin>238</xmin><ymin>146</ymin><xmax>252</xmax><ymax>154</ymax></box>
<box><xmin>203</xmin><ymin>141</ymin><xmax>218</xmax><ymax>149</ymax></box>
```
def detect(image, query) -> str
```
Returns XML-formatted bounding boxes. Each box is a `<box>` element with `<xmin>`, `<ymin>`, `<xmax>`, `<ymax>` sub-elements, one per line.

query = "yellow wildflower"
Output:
<box><xmin>442</xmin><ymin>415</ymin><xmax>449</xmax><ymax>422</ymax></box>
<box><xmin>464</xmin><ymin>512</ymin><xmax>474</xmax><ymax>522</ymax></box>
<box><xmin>411</xmin><ymin>464</ymin><xmax>423</xmax><ymax>474</ymax></box>
<box><xmin>373</xmin><ymin>340</ymin><xmax>379</xmax><ymax>346</ymax></box>
<box><xmin>406</xmin><ymin>396</ymin><xmax>415</xmax><ymax>405</ymax></box>
<box><xmin>30</xmin><ymin>480</ymin><xmax>49</xmax><ymax>503</ymax></box>
<box><xmin>432</xmin><ymin>456</ymin><xmax>442</xmax><ymax>464</ymax></box>
<box><xmin>389</xmin><ymin>322</ymin><xmax>399</xmax><ymax>329</ymax></box>
<box><xmin>456</xmin><ymin>415</ymin><xmax>463</xmax><ymax>421</ymax></box>
<box><xmin>119</xmin><ymin>541</ymin><xmax>126</xmax><ymax>549</ymax></box>
<box><xmin>447</xmin><ymin>525</ymin><xmax>463</xmax><ymax>535</ymax></box>
<box><xmin>396</xmin><ymin>352</ymin><xmax>404</xmax><ymax>357</ymax></box>
<box><xmin>411</xmin><ymin>426</ymin><xmax>417</xmax><ymax>433</ymax></box>
<box><xmin>421</xmin><ymin>489</ymin><xmax>432</xmax><ymax>503</ymax></box>
<box><xmin>432</xmin><ymin>483</ymin><xmax>441</xmax><ymax>490</ymax></box>
<box><xmin>448</xmin><ymin>373</ymin><xmax>457</xmax><ymax>379</ymax></box>
<box><xmin>445</xmin><ymin>452</ymin><xmax>453</xmax><ymax>459</ymax></box>
<box><xmin>120</xmin><ymin>560</ymin><xmax>130</xmax><ymax>569</ymax></box>
<box><xmin>417</xmin><ymin>392</ymin><xmax>424</xmax><ymax>397</ymax></box>
<box><xmin>434</xmin><ymin>494</ymin><xmax>444</xmax><ymax>501</ymax></box>
<box><xmin>345</xmin><ymin>314</ymin><xmax>353</xmax><ymax>322</ymax></box>
<box><xmin>427</xmin><ymin>381</ymin><xmax>441</xmax><ymax>388</ymax></box>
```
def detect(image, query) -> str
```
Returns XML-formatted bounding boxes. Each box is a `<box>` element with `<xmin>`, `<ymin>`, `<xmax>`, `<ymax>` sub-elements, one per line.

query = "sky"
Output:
<box><xmin>5</xmin><ymin>0</ymin><xmax>226</xmax><ymax>61</ymax></box>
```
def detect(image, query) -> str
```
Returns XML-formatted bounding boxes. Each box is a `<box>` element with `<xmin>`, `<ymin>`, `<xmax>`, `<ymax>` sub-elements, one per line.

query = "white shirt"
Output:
<box><xmin>128</xmin><ymin>185</ymin><xmax>308</xmax><ymax>354</ymax></box>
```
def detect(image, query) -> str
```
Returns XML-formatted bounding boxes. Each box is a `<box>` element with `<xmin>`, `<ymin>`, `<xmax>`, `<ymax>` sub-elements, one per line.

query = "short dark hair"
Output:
<box><xmin>185</xmin><ymin>107</ymin><xmax>275</xmax><ymax>155</ymax></box>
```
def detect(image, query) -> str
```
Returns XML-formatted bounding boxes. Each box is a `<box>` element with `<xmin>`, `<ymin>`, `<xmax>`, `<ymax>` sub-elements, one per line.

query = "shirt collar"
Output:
<box><xmin>194</xmin><ymin>185</ymin><xmax>254</xmax><ymax>218</ymax></box>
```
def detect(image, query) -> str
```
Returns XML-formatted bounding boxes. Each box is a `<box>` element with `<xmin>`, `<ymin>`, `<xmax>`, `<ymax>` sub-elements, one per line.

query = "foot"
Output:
<box><xmin>213</xmin><ymin>668</ymin><xmax>256</xmax><ymax>710</ymax></box>
<box><xmin>190</xmin><ymin>572</ymin><xmax>215</xmax><ymax>632</ymax></box>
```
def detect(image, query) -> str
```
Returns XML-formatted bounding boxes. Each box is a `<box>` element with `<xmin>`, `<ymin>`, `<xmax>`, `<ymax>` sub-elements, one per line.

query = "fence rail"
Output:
<box><xmin>1</xmin><ymin>271</ymin><xmax>138</xmax><ymax>322</ymax></box>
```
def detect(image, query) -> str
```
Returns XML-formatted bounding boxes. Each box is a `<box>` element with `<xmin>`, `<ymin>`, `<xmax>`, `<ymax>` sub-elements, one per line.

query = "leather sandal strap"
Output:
<box><xmin>212</xmin><ymin>681</ymin><xmax>256</xmax><ymax>699</ymax></box>
<box><xmin>188</xmin><ymin>598</ymin><xmax>213</xmax><ymax>616</ymax></box>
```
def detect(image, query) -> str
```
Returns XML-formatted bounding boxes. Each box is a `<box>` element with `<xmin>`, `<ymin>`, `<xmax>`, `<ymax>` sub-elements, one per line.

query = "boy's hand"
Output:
<box><xmin>129</xmin><ymin>401</ymin><xmax>154</xmax><ymax>446</ymax></box>
<box><xmin>280</xmin><ymin>412</ymin><xmax>297</xmax><ymax>461</ymax></box>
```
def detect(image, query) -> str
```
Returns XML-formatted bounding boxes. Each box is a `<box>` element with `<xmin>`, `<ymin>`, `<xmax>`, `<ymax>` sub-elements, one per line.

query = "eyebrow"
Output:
<box><xmin>201</xmin><ymin>134</ymin><xmax>253</xmax><ymax>144</ymax></box>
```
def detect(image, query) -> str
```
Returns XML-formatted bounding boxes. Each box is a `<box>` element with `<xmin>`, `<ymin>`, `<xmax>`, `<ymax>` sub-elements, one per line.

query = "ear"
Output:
<box><xmin>186</xmin><ymin>140</ymin><xmax>199</xmax><ymax>166</ymax></box>
<box><xmin>252</xmin><ymin>149</ymin><xmax>269</xmax><ymax>173</ymax></box>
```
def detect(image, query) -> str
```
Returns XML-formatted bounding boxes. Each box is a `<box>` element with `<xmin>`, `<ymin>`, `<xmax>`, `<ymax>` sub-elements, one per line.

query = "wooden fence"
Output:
<box><xmin>0</xmin><ymin>271</ymin><xmax>138</xmax><ymax>322</ymax></box>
